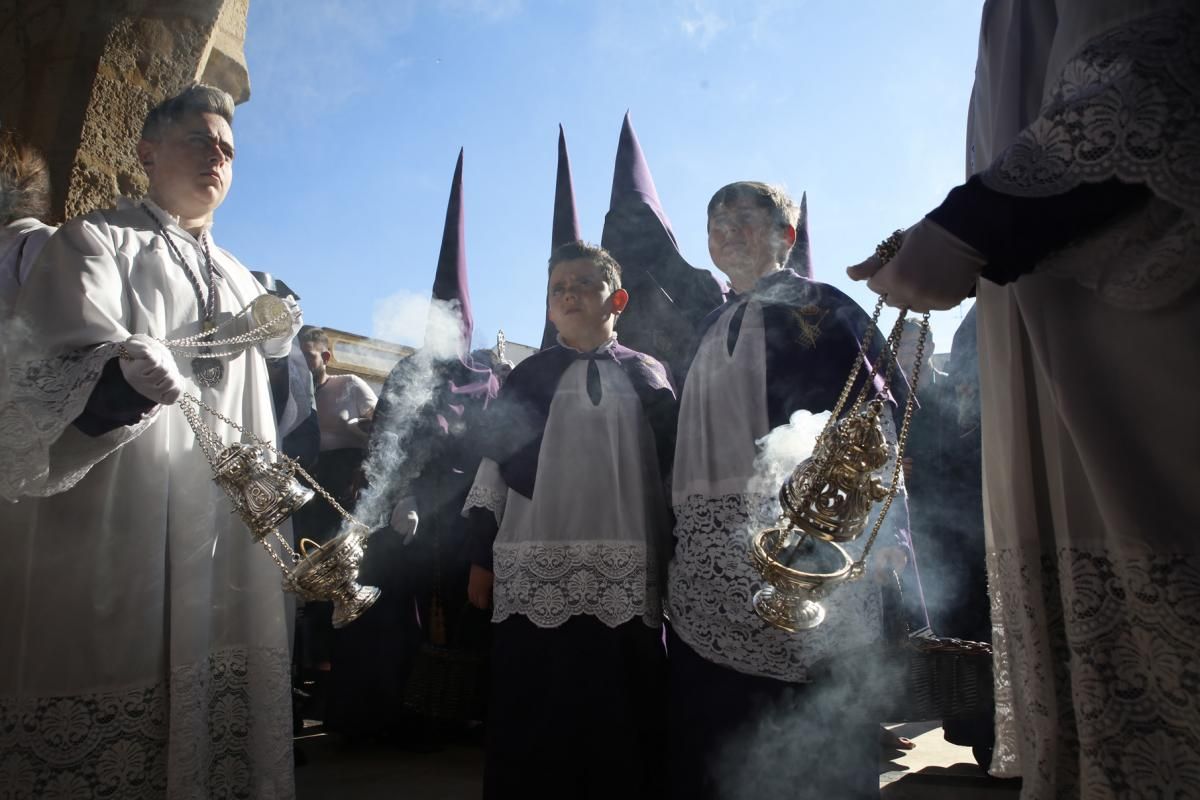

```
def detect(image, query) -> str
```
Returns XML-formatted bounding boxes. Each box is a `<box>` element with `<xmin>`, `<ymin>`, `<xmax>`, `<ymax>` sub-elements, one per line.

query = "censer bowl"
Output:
<box><xmin>284</xmin><ymin>528</ymin><xmax>380</xmax><ymax>629</ymax></box>
<box><xmin>750</xmin><ymin>526</ymin><xmax>853</xmax><ymax>632</ymax></box>
<box><xmin>212</xmin><ymin>443</ymin><xmax>315</xmax><ymax>541</ymax></box>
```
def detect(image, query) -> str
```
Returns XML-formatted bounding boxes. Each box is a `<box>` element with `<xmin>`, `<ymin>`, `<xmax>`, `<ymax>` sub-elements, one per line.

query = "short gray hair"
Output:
<box><xmin>141</xmin><ymin>84</ymin><xmax>235</xmax><ymax>141</ymax></box>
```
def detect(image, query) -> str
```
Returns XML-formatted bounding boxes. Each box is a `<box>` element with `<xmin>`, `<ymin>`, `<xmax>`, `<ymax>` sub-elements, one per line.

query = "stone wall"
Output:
<box><xmin>0</xmin><ymin>0</ymin><xmax>250</xmax><ymax>222</ymax></box>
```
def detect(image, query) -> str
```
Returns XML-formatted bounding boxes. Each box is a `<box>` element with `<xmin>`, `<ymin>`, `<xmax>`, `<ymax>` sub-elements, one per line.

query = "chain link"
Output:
<box><xmin>852</xmin><ymin>311</ymin><xmax>930</xmax><ymax>571</ymax></box>
<box><xmin>160</xmin><ymin>309</ymin><xmax>291</xmax><ymax>352</ymax></box>
<box><xmin>176</xmin><ymin>391</ymin><xmax>369</xmax><ymax>537</ymax></box>
<box><xmin>770</xmin><ymin>295</ymin><xmax>890</xmax><ymax>555</ymax></box>
<box><xmin>770</xmin><ymin>299</ymin><xmax>931</xmax><ymax>578</ymax></box>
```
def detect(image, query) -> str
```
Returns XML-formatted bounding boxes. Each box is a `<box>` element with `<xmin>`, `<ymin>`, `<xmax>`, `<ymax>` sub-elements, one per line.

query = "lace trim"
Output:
<box><xmin>667</xmin><ymin>493</ymin><xmax>883</xmax><ymax>683</ymax></box>
<box><xmin>1039</xmin><ymin>197</ymin><xmax>1200</xmax><ymax>310</ymax></box>
<box><xmin>463</xmin><ymin>483</ymin><xmax>506</xmax><ymax>525</ymax></box>
<box><xmin>982</xmin><ymin>9</ymin><xmax>1200</xmax><ymax>211</ymax></box>
<box><xmin>988</xmin><ymin>547</ymin><xmax>1200</xmax><ymax>795</ymax></box>
<box><xmin>0</xmin><ymin>647</ymin><xmax>294</xmax><ymax>799</ymax></box>
<box><xmin>0</xmin><ymin>342</ymin><xmax>154</xmax><ymax>501</ymax></box>
<box><xmin>492</xmin><ymin>540</ymin><xmax>659</xmax><ymax>629</ymax></box>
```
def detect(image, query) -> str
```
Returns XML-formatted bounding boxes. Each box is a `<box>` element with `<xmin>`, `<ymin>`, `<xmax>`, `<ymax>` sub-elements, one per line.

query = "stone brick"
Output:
<box><xmin>0</xmin><ymin>0</ymin><xmax>251</xmax><ymax>221</ymax></box>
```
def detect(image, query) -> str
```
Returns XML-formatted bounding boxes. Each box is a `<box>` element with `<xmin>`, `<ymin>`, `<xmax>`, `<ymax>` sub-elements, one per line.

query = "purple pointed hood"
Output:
<box><xmin>599</xmin><ymin>111</ymin><xmax>724</xmax><ymax>379</ymax></box>
<box><xmin>429</xmin><ymin>148</ymin><xmax>472</xmax><ymax>356</ymax></box>
<box><xmin>608</xmin><ymin>111</ymin><xmax>677</xmax><ymax>248</ymax></box>
<box><xmin>784</xmin><ymin>191</ymin><xmax>814</xmax><ymax>279</ymax></box>
<box><xmin>542</xmin><ymin>125</ymin><xmax>584</xmax><ymax>349</ymax></box>
<box><xmin>552</xmin><ymin>124</ymin><xmax>582</xmax><ymax>249</ymax></box>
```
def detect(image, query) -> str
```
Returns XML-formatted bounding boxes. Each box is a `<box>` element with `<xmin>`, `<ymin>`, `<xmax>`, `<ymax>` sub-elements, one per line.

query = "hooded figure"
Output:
<box><xmin>782</xmin><ymin>192</ymin><xmax>813</xmax><ymax>280</ymax></box>
<box><xmin>540</xmin><ymin>125</ymin><xmax>584</xmax><ymax>350</ymax></box>
<box><xmin>333</xmin><ymin>150</ymin><xmax>495</xmax><ymax>737</ymax></box>
<box><xmin>600</xmin><ymin>113</ymin><xmax>724</xmax><ymax>382</ymax></box>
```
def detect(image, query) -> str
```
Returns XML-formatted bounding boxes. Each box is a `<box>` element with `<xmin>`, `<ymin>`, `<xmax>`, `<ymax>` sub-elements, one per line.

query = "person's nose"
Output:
<box><xmin>713</xmin><ymin>224</ymin><xmax>738</xmax><ymax>243</ymax></box>
<box><xmin>207</xmin><ymin>143</ymin><xmax>227</xmax><ymax>167</ymax></box>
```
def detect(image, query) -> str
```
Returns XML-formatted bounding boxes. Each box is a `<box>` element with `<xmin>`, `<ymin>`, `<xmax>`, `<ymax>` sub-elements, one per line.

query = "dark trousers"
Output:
<box><xmin>485</xmin><ymin>615</ymin><xmax>667</xmax><ymax>800</ymax></box>
<box><xmin>667</xmin><ymin>626</ymin><xmax>879</xmax><ymax>800</ymax></box>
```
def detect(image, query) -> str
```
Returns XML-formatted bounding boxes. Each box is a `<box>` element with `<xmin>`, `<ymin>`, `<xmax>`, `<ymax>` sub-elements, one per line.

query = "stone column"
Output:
<box><xmin>0</xmin><ymin>0</ymin><xmax>251</xmax><ymax>222</ymax></box>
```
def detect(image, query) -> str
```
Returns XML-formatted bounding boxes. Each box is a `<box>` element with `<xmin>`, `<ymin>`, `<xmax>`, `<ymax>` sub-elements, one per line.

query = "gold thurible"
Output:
<box><xmin>750</xmin><ymin>294</ymin><xmax>929</xmax><ymax>632</ymax></box>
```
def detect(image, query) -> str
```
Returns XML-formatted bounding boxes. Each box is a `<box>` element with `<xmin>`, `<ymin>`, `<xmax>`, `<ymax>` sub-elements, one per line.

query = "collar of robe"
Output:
<box><xmin>555</xmin><ymin>331</ymin><xmax>619</xmax><ymax>359</ymax></box>
<box><xmin>118</xmin><ymin>196</ymin><xmax>214</xmax><ymax>242</ymax></box>
<box><xmin>482</xmin><ymin>338</ymin><xmax>676</xmax><ymax>499</ymax></box>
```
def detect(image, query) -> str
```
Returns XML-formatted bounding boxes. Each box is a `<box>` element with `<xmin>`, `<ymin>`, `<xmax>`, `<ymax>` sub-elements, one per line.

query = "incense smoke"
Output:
<box><xmin>371</xmin><ymin>289</ymin><xmax>465</xmax><ymax>361</ymax></box>
<box><xmin>344</xmin><ymin>293</ymin><xmax>470</xmax><ymax>534</ymax></box>
<box><xmin>748</xmin><ymin>408</ymin><xmax>830</xmax><ymax>503</ymax></box>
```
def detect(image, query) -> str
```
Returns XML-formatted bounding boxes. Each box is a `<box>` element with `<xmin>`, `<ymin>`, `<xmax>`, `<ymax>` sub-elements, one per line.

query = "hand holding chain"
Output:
<box><xmin>117</xmin><ymin>294</ymin><xmax>379</xmax><ymax>628</ymax></box>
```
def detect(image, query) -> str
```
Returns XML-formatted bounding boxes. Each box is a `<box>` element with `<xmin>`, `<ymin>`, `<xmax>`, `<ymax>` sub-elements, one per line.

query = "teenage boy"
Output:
<box><xmin>0</xmin><ymin>84</ymin><xmax>299</xmax><ymax>798</ymax></box>
<box><xmin>667</xmin><ymin>182</ymin><xmax>911</xmax><ymax>800</ymax></box>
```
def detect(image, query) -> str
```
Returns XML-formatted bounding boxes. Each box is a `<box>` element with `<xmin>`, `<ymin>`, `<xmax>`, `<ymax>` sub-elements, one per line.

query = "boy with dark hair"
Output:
<box><xmin>462</xmin><ymin>241</ymin><xmax>677</xmax><ymax>799</ymax></box>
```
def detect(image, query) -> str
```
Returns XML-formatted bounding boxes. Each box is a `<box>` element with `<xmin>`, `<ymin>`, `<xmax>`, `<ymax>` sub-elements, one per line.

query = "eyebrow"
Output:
<box><xmin>188</xmin><ymin>129</ymin><xmax>236</xmax><ymax>156</ymax></box>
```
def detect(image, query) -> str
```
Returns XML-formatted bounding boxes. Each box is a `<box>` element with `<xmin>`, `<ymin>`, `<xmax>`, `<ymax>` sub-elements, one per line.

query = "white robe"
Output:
<box><xmin>0</xmin><ymin>198</ymin><xmax>294</xmax><ymax>799</ymax></box>
<box><xmin>970</xmin><ymin>2</ymin><xmax>1200</xmax><ymax>795</ymax></box>
<box><xmin>0</xmin><ymin>217</ymin><xmax>55</xmax><ymax>310</ymax></box>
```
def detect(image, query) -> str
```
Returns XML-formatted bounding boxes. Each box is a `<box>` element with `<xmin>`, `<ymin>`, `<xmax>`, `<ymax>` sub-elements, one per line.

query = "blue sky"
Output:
<box><xmin>217</xmin><ymin>0</ymin><xmax>984</xmax><ymax>357</ymax></box>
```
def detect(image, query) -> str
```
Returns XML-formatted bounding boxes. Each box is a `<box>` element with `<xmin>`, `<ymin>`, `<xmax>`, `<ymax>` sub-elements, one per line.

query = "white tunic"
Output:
<box><xmin>970</xmin><ymin>2</ymin><xmax>1200</xmax><ymax>794</ymax></box>
<box><xmin>668</xmin><ymin>296</ymin><xmax>899</xmax><ymax>684</ymax></box>
<box><xmin>463</xmin><ymin>344</ymin><xmax>668</xmax><ymax>629</ymax></box>
<box><xmin>0</xmin><ymin>198</ymin><xmax>294</xmax><ymax>799</ymax></box>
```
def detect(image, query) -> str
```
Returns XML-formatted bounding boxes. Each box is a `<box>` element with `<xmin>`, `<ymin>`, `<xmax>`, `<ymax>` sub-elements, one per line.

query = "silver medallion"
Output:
<box><xmin>192</xmin><ymin>356</ymin><xmax>224</xmax><ymax>387</ymax></box>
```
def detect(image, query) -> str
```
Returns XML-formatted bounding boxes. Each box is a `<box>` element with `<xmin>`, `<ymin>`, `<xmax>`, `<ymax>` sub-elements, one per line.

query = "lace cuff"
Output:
<box><xmin>462</xmin><ymin>457</ymin><xmax>507</xmax><ymax>524</ymax></box>
<box><xmin>463</xmin><ymin>485</ymin><xmax>506</xmax><ymax>525</ymax></box>
<box><xmin>981</xmin><ymin>9</ymin><xmax>1199</xmax><ymax>212</ymax></box>
<box><xmin>492</xmin><ymin>540</ymin><xmax>659</xmax><ymax>629</ymax></box>
<box><xmin>0</xmin><ymin>342</ymin><xmax>156</xmax><ymax>500</ymax></box>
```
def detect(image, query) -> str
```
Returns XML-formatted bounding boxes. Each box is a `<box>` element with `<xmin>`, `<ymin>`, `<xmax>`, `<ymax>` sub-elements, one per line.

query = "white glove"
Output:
<box><xmin>389</xmin><ymin>495</ymin><xmax>419</xmax><ymax>544</ymax></box>
<box><xmin>261</xmin><ymin>296</ymin><xmax>303</xmax><ymax>358</ymax></box>
<box><xmin>846</xmin><ymin>219</ymin><xmax>985</xmax><ymax>311</ymax></box>
<box><xmin>118</xmin><ymin>334</ymin><xmax>184</xmax><ymax>405</ymax></box>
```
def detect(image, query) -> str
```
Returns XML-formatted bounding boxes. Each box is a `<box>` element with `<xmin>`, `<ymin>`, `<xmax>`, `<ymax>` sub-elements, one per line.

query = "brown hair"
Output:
<box><xmin>298</xmin><ymin>325</ymin><xmax>330</xmax><ymax>351</ymax></box>
<box><xmin>707</xmin><ymin>181</ymin><xmax>799</xmax><ymax>231</ymax></box>
<box><xmin>547</xmin><ymin>241</ymin><xmax>623</xmax><ymax>293</ymax></box>
<box><xmin>0</xmin><ymin>130</ymin><xmax>51</xmax><ymax>225</ymax></box>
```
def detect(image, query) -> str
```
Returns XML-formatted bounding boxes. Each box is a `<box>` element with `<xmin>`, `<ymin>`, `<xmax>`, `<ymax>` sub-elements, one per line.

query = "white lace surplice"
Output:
<box><xmin>667</xmin><ymin>298</ymin><xmax>893</xmax><ymax>684</ymax></box>
<box><xmin>463</xmin><ymin>355</ymin><xmax>668</xmax><ymax>630</ymax></box>
<box><xmin>0</xmin><ymin>199</ymin><xmax>294</xmax><ymax>799</ymax></box>
<box><xmin>972</xmin><ymin>3</ymin><xmax>1200</xmax><ymax>795</ymax></box>
<box><xmin>977</xmin><ymin>1</ymin><xmax>1200</xmax><ymax>311</ymax></box>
